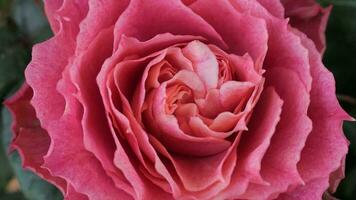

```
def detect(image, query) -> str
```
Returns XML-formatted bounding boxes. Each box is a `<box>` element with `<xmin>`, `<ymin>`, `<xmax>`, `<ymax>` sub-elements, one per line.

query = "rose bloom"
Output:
<box><xmin>4</xmin><ymin>0</ymin><xmax>352</xmax><ymax>199</ymax></box>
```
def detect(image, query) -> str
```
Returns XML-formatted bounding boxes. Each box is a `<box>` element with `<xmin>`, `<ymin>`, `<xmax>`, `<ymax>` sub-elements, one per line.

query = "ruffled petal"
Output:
<box><xmin>256</xmin><ymin>0</ymin><xmax>285</xmax><ymax>18</ymax></box>
<box><xmin>70</xmin><ymin>26</ymin><xmax>136</xmax><ymax>197</ymax></box>
<box><xmin>149</xmin><ymin>133</ymin><xmax>239</xmax><ymax>200</ymax></box>
<box><xmin>190</xmin><ymin>0</ymin><xmax>268</xmax><ymax>67</ymax></box>
<box><xmin>216</xmin><ymin>87</ymin><xmax>283</xmax><ymax>199</ymax></box>
<box><xmin>113</xmin><ymin>0</ymin><xmax>227</xmax><ymax>49</ymax></box>
<box><xmin>43</xmin><ymin>0</ymin><xmax>63</xmax><ymax>33</ymax></box>
<box><xmin>229</xmin><ymin>0</ymin><xmax>312</xmax><ymax>91</ymax></box>
<box><xmin>281</xmin><ymin>0</ymin><xmax>331</xmax><ymax>53</ymax></box>
<box><xmin>289</xmin><ymin>28</ymin><xmax>350</xmax><ymax>197</ymax></box>
<box><xmin>76</xmin><ymin>0</ymin><xmax>129</xmax><ymax>52</ymax></box>
<box><xmin>5</xmin><ymin>84</ymin><xmax>67</xmax><ymax>194</ymax></box>
<box><xmin>240</xmin><ymin>67</ymin><xmax>312</xmax><ymax>199</ymax></box>
<box><xmin>277</xmin><ymin>178</ymin><xmax>329</xmax><ymax>200</ymax></box>
<box><xmin>44</xmin><ymin>0</ymin><xmax>88</xmax><ymax>37</ymax></box>
<box><xmin>64</xmin><ymin>185</ymin><xmax>89</xmax><ymax>200</ymax></box>
<box><xmin>25</xmin><ymin>7</ymin><xmax>131</xmax><ymax>199</ymax></box>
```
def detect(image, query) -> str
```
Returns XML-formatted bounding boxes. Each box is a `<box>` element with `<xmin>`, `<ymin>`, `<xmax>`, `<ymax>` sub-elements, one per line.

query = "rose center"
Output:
<box><xmin>136</xmin><ymin>40</ymin><xmax>264</xmax><ymax>156</ymax></box>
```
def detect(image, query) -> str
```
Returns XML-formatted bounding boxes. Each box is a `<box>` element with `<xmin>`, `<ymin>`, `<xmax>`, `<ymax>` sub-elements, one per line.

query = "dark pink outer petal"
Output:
<box><xmin>281</xmin><ymin>0</ymin><xmax>331</xmax><ymax>53</ymax></box>
<box><xmin>76</xmin><ymin>0</ymin><xmax>129</xmax><ymax>52</ymax></box>
<box><xmin>112</xmin><ymin>0</ymin><xmax>227</xmax><ymax>50</ymax></box>
<box><xmin>24</xmin><ymin>1</ymin><xmax>132</xmax><ymax>199</ymax></box>
<box><xmin>278</xmin><ymin>28</ymin><xmax>350</xmax><ymax>199</ymax></box>
<box><xmin>71</xmin><ymin>1</ymin><xmax>145</xmax><ymax>197</ymax></box>
<box><xmin>5</xmin><ymin>84</ymin><xmax>88</xmax><ymax>199</ymax></box>
<box><xmin>64</xmin><ymin>186</ymin><xmax>89</xmax><ymax>200</ymax></box>
<box><xmin>190</xmin><ymin>0</ymin><xmax>268</xmax><ymax>67</ymax></box>
<box><xmin>256</xmin><ymin>0</ymin><xmax>285</xmax><ymax>18</ymax></box>
<box><xmin>228</xmin><ymin>0</ymin><xmax>349</xmax><ymax>198</ymax></box>
<box><xmin>240</xmin><ymin>67</ymin><xmax>312</xmax><ymax>199</ymax></box>
<box><xmin>277</xmin><ymin>178</ymin><xmax>329</xmax><ymax>200</ymax></box>
<box><xmin>43</xmin><ymin>0</ymin><xmax>63</xmax><ymax>33</ymax></box>
<box><xmin>228</xmin><ymin>0</ymin><xmax>312</xmax><ymax>91</ymax></box>
<box><xmin>44</xmin><ymin>0</ymin><xmax>88</xmax><ymax>36</ymax></box>
<box><xmin>4</xmin><ymin>84</ymin><xmax>66</xmax><ymax>193</ymax></box>
<box><xmin>39</xmin><ymin>44</ymin><xmax>132</xmax><ymax>200</ymax></box>
<box><xmin>70</xmin><ymin>27</ymin><xmax>137</xmax><ymax>198</ymax></box>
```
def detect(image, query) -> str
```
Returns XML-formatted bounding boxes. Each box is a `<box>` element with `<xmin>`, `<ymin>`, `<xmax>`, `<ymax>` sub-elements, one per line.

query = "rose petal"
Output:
<box><xmin>5</xmin><ymin>84</ymin><xmax>92</xmax><ymax>200</ymax></box>
<box><xmin>70</xmin><ymin>26</ymin><xmax>136</xmax><ymax>197</ymax></box>
<box><xmin>150</xmin><ymin>134</ymin><xmax>239</xmax><ymax>199</ymax></box>
<box><xmin>277</xmin><ymin>178</ymin><xmax>329</xmax><ymax>200</ymax></box>
<box><xmin>96</xmin><ymin>34</ymin><xmax>212</xmax><ymax>198</ymax></box>
<box><xmin>5</xmin><ymin>84</ymin><xmax>67</xmax><ymax>194</ymax></box>
<box><xmin>188</xmin><ymin>113</ymin><xmax>246</xmax><ymax>138</ymax></box>
<box><xmin>281</xmin><ymin>0</ymin><xmax>331</xmax><ymax>53</ymax></box>
<box><xmin>256</xmin><ymin>0</ymin><xmax>285</xmax><ymax>18</ymax></box>
<box><xmin>145</xmin><ymin>82</ymin><xmax>231</xmax><ymax>156</ymax></box>
<box><xmin>195</xmin><ymin>89</ymin><xmax>223</xmax><ymax>118</ymax></box>
<box><xmin>25</xmin><ymin>8</ymin><xmax>132</xmax><ymax>199</ymax></box>
<box><xmin>76</xmin><ymin>0</ymin><xmax>129</xmax><ymax>52</ymax></box>
<box><xmin>328</xmin><ymin>157</ymin><xmax>346</xmax><ymax>193</ymax></box>
<box><xmin>229</xmin><ymin>53</ymin><xmax>263</xmax><ymax>84</ymax></box>
<box><xmin>216</xmin><ymin>87</ymin><xmax>283</xmax><ymax>199</ymax></box>
<box><xmin>106</xmin><ymin>70</ymin><xmax>186</xmax><ymax>199</ymax></box>
<box><xmin>113</xmin><ymin>0</ymin><xmax>227</xmax><ymax>49</ymax></box>
<box><xmin>190</xmin><ymin>0</ymin><xmax>268</xmax><ymax>67</ymax></box>
<box><xmin>229</xmin><ymin>0</ymin><xmax>313</xmax><ymax>91</ymax></box>
<box><xmin>65</xmin><ymin>185</ymin><xmax>89</xmax><ymax>200</ymax></box>
<box><xmin>45</xmin><ymin>69</ymin><xmax>132</xmax><ymax>199</ymax></box>
<box><xmin>98</xmin><ymin>34</ymin><xmax>204</xmax><ymax>102</ymax></box>
<box><xmin>43</xmin><ymin>0</ymin><xmax>63</xmax><ymax>33</ymax></box>
<box><xmin>219</xmin><ymin>81</ymin><xmax>255</xmax><ymax>111</ymax></box>
<box><xmin>45</xmin><ymin>0</ymin><xmax>89</xmax><ymax>39</ymax></box>
<box><xmin>115</xmin><ymin>35</ymin><xmax>201</xmax><ymax>122</ymax></box>
<box><xmin>182</xmin><ymin>41</ymin><xmax>219</xmax><ymax>90</ymax></box>
<box><xmin>209</xmin><ymin>112</ymin><xmax>246</xmax><ymax>133</ymax></box>
<box><xmin>237</xmin><ymin>87</ymin><xmax>283</xmax><ymax>183</ymax></box>
<box><xmin>291</xmin><ymin>28</ymin><xmax>350</xmax><ymax>195</ymax></box>
<box><xmin>240</xmin><ymin>67</ymin><xmax>312</xmax><ymax>199</ymax></box>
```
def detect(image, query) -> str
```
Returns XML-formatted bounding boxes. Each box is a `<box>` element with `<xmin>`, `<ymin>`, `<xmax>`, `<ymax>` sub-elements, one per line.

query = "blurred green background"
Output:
<box><xmin>0</xmin><ymin>0</ymin><xmax>355</xmax><ymax>199</ymax></box>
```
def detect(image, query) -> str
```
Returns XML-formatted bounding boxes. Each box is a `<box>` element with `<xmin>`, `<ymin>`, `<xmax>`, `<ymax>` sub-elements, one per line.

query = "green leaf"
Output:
<box><xmin>336</xmin><ymin>162</ymin><xmax>356</xmax><ymax>199</ymax></box>
<box><xmin>0</xmin><ymin>192</ymin><xmax>26</xmax><ymax>200</ymax></box>
<box><xmin>345</xmin><ymin>121</ymin><xmax>356</xmax><ymax>157</ymax></box>
<box><xmin>0</xmin><ymin>122</ymin><xmax>13</xmax><ymax>194</ymax></box>
<box><xmin>318</xmin><ymin>0</ymin><xmax>356</xmax><ymax>7</ymax></box>
<box><xmin>10</xmin><ymin>0</ymin><xmax>52</xmax><ymax>43</ymax></box>
<box><xmin>320</xmin><ymin>2</ymin><xmax>356</xmax><ymax>99</ymax></box>
<box><xmin>0</xmin><ymin>25</ymin><xmax>30</xmax><ymax>101</ymax></box>
<box><xmin>0</xmin><ymin>0</ymin><xmax>11</xmax><ymax>15</ymax></box>
<box><xmin>1</xmin><ymin>108</ymin><xmax>63</xmax><ymax>200</ymax></box>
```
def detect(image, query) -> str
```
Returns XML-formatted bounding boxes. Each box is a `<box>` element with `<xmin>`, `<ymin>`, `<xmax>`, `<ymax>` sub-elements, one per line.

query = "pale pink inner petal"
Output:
<box><xmin>182</xmin><ymin>41</ymin><xmax>219</xmax><ymax>90</ymax></box>
<box><xmin>219</xmin><ymin>81</ymin><xmax>255</xmax><ymax>110</ymax></box>
<box><xmin>195</xmin><ymin>89</ymin><xmax>224</xmax><ymax>118</ymax></box>
<box><xmin>146</xmin><ymin>82</ymin><xmax>232</xmax><ymax>156</ymax></box>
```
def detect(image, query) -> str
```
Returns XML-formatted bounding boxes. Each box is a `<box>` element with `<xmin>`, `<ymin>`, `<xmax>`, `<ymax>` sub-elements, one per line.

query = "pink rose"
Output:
<box><xmin>5</xmin><ymin>0</ymin><xmax>351</xmax><ymax>199</ymax></box>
